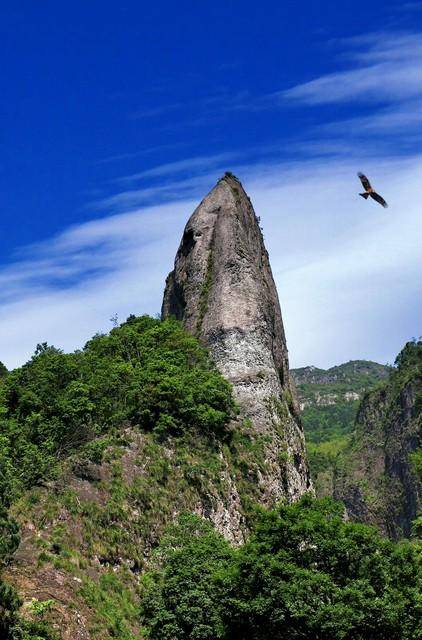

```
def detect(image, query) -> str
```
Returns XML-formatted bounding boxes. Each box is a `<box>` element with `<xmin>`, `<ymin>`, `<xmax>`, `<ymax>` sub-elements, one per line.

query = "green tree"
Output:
<box><xmin>410</xmin><ymin>448</ymin><xmax>422</xmax><ymax>482</ymax></box>
<box><xmin>141</xmin><ymin>497</ymin><xmax>422</xmax><ymax>640</ymax></box>
<box><xmin>223</xmin><ymin>497</ymin><xmax>421</xmax><ymax>640</ymax></box>
<box><xmin>140</xmin><ymin>514</ymin><xmax>233</xmax><ymax>639</ymax></box>
<box><xmin>0</xmin><ymin>316</ymin><xmax>236</xmax><ymax>505</ymax></box>
<box><xmin>0</xmin><ymin>315</ymin><xmax>236</xmax><ymax>639</ymax></box>
<box><xmin>0</xmin><ymin>506</ymin><xmax>20</xmax><ymax>638</ymax></box>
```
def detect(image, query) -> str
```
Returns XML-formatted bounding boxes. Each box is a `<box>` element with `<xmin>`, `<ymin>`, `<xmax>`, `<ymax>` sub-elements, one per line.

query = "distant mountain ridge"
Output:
<box><xmin>292</xmin><ymin>360</ymin><xmax>391</xmax><ymax>408</ymax></box>
<box><xmin>293</xmin><ymin>360</ymin><xmax>390</xmax><ymax>382</ymax></box>
<box><xmin>291</xmin><ymin>359</ymin><xmax>391</xmax><ymax>439</ymax></box>
<box><xmin>292</xmin><ymin>360</ymin><xmax>392</xmax><ymax>499</ymax></box>
<box><xmin>293</xmin><ymin>349</ymin><xmax>422</xmax><ymax>539</ymax></box>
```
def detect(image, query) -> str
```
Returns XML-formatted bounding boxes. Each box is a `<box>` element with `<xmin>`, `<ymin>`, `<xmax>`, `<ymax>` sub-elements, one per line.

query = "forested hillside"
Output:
<box><xmin>0</xmin><ymin>320</ymin><xmax>420</xmax><ymax>639</ymax></box>
<box><xmin>292</xmin><ymin>361</ymin><xmax>390</xmax><ymax>496</ymax></box>
<box><xmin>335</xmin><ymin>340</ymin><xmax>422</xmax><ymax>538</ymax></box>
<box><xmin>0</xmin><ymin>315</ymin><xmax>238</xmax><ymax>638</ymax></box>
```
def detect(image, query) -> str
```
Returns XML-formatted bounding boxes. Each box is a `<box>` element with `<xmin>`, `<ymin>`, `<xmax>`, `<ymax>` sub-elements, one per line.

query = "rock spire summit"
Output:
<box><xmin>162</xmin><ymin>173</ymin><xmax>312</xmax><ymax>501</ymax></box>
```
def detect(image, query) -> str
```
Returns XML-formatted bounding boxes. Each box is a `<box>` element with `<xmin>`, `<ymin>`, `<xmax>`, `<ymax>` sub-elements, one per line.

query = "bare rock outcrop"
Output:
<box><xmin>162</xmin><ymin>173</ymin><xmax>312</xmax><ymax>502</ymax></box>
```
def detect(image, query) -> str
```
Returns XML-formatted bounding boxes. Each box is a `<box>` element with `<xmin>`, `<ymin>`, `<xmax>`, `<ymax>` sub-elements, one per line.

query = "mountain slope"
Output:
<box><xmin>291</xmin><ymin>360</ymin><xmax>390</xmax><ymax>496</ymax></box>
<box><xmin>1</xmin><ymin>316</ymin><xmax>278</xmax><ymax>639</ymax></box>
<box><xmin>334</xmin><ymin>341</ymin><xmax>422</xmax><ymax>538</ymax></box>
<box><xmin>292</xmin><ymin>346</ymin><xmax>422</xmax><ymax>538</ymax></box>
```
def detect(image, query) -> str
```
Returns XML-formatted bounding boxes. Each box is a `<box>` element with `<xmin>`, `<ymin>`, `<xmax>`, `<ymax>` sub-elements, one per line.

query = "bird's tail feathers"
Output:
<box><xmin>359</xmin><ymin>192</ymin><xmax>369</xmax><ymax>199</ymax></box>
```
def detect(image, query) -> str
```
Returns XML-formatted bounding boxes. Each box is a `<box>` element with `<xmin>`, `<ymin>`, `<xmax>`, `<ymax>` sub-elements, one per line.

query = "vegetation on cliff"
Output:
<box><xmin>0</xmin><ymin>315</ymin><xmax>235</xmax><ymax>507</ymax></box>
<box><xmin>292</xmin><ymin>361</ymin><xmax>391</xmax><ymax>497</ymax></box>
<box><xmin>0</xmin><ymin>315</ymin><xmax>237</xmax><ymax>639</ymax></box>
<box><xmin>0</xmin><ymin>317</ymin><xmax>420</xmax><ymax>639</ymax></box>
<box><xmin>334</xmin><ymin>340</ymin><xmax>421</xmax><ymax>538</ymax></box>
<box><xmin>294</xmin><ymin>344</ymin><xmax>421</xmax><ymax>537</ymax></box>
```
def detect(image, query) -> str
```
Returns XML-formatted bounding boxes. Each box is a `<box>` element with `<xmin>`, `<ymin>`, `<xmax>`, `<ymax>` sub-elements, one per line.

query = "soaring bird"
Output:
<box><xmin>358</xmin><ymin>172</ymin><xmax>388</xmax><ymax>208</ymax></box>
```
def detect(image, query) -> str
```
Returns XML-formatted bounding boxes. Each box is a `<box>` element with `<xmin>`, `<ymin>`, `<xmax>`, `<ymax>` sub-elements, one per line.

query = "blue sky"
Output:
<box><xmin>0</xmin><ymin>1</ymin><xmax>421</xmax><ymax>368</ymax></box>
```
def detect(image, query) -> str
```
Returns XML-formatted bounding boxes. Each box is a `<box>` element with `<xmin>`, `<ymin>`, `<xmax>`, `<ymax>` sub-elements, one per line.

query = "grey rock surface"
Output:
<box><xmin>162</xmin><ymin>173</ymin><xmax>312</xmax><ymax>504</ymax></box>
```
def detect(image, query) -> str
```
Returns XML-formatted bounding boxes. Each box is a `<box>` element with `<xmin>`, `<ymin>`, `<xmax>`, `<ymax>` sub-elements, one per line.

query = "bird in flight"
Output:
<box><xmin>357</xmin><ymin>172</ymin><xmax>388</xmax><ymax>208</ymax></box>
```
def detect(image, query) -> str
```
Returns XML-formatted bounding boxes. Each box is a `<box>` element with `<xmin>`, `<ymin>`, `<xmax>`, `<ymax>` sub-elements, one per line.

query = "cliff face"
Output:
<box><xmin>291</xmin><ymin>360</ymin><xmax>391</xmax><ymax>498</ymax></box>
<box><xmin>334</xmin><ymin>342</ymin><xmax>422</xmax><ymax>538</ymax></box>
<box><xmin>4</xmin><ymin>426</ymin><xmax>249</xmax><ymax>639</ymax></box>
<box><xmin>162</xmin><ymin>173</ymin><xmax>312</xmax><ymax>502</ymax></box>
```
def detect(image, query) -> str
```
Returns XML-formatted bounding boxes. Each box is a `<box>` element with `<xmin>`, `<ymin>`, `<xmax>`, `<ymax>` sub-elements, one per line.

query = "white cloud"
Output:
<box><xmin>1</xmin><ymin>30</ymin><xmax>421</xmax><ymax>371</ymax></box>
<box><xmin>131</xmin><ymin>103</ymin><xmax>185</xmax><ymax>119</ymax></box>
<box><xmin>282</xmin><ymin>32</ymin><xmax>422</xmax><ymax>105</ymax></box>
<box><xmin>93</xmin><ymin>174</ymin><xmax>213</xmax><ymax>211</ymax></box>
<box><xmin>400</xmin><ymin>1</ymin><xmax>422</xmax><ymax>11</ymax></box>
<box><xmin>248</xmin><ymin>157</ymin><xmax>422</xmax><ymax>366</ymax></box>
<box><xmin>0</xmin><ymin>153</ymin><xmax>420</xmax><ymax>371</ymax></box>
<box><xmin>0</xmin><ymin>200</ymin><xmax>193</xmax><ymax>368</ymax></box>
<box><xmin>116</xmin><ymin>152</ymin><xmax>240</xmax><ymax>183</ymax></box>
<box><xmin>319</xmin><ymin>100</ymin><xmax>422</xmax><ymax>136</ymax></box>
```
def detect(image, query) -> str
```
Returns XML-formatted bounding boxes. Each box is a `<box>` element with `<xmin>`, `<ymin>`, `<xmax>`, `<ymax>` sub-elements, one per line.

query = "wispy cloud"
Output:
<box><xmin>1</xmin><ymin>29</ymin><xmax>421</xmax><ymax>371</ymax></box>
<box><xmin>0</xmin><ymin>152</ymin><xmax>421</xmax><ymax>370</ymax></box>
<box><xmin>94</xmin><ymin>174</ymin><xmax>217</xmax><ymax>211</ymax></box>
<box><xmin>400</xmin><ymin>1</ymin><xmax>422</xmax><ymax>11</ymax></box>
<box><xmin>97</xmin><ymin>142</ymin><xmax>191</xmax><ymax>165</ymax></box>
<box><xmin>141</xmin><ymin>32</ymin><xmax>422</xmax><ymax>139</ymax></box>
<box><xmin>319</xmin><ymin>100</ymin><xmax>422</xmax><ymax>136</ymax></box>
<box><xmin>128</xmin><ymin>91</ymin><xmax>254</xmax><ymax>133</ymax></box>
<box><xmin>131</xmin><ymin>103</ymin><xmax>184</xmax><ymax>119</ymax></box>
<box><xmin>0</xmin><ymin>199</ymin><xmax>194</xmax><ymax>368</ymax></box>
<box><xmin>116</xmin><ymin>152</ymin><xmax>240</xmax><ymax>183</ymax></box>
<box><xmin>257</xmin><ymin>30</ymin><xmax>422</xmax><ymax>159</ymax></box>
<box><xmin>282</xmin><ymin>32</ymin><xmax>422</xmax><ymax>105</ymax></box>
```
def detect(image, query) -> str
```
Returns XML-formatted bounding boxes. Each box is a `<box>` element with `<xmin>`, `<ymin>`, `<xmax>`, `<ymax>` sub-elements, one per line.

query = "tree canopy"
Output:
<box><xmin>0</xmin><ymin>315</ymin><xmax>235</xmax><ymax>506</ymax></box>
<box><xmin>141</xmin><ymin>496</ymin><xmax>422</xmax><ymax>640</ymax></box>
<box><xmin>0</xmin><ymin>315</ymin><xmax>236</xmax><ymax>639</ymax></box>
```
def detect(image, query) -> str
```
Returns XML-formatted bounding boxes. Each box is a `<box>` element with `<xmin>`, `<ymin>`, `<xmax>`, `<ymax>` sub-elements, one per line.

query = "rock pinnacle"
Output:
<box><xmin>162</xmin><ymin>173</ymin><xmax>312</xmax><ymax>501</ymax></box>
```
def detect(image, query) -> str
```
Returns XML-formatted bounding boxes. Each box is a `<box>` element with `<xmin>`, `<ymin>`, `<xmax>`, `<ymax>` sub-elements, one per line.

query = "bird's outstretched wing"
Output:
<box><xmin>358</xmin><ymin>172</ymin><xmax>372</xmax><ymax>192</ymax></box>
<box><xmin>370</xmin><ymin>191</ymin><xmax>388</xmax><ymax>208</ymax></box>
